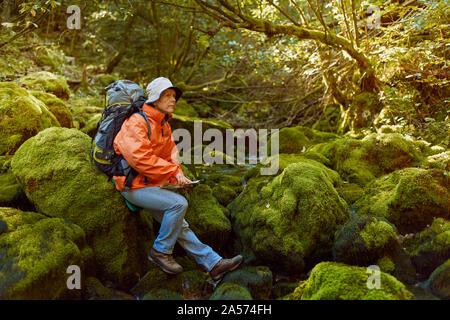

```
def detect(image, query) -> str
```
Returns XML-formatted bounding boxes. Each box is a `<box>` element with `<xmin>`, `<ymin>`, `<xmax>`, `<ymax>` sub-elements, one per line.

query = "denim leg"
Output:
<box><xmin>121</xmin><ymin>187</ymin><xmax>222</xmax><ymax>271</ymax></box>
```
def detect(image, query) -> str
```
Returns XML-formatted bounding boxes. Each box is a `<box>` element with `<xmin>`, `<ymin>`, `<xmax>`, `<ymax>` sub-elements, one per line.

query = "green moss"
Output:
<box><xmin>174</xmin><ymin>99</ymin><xmax>199</xmax><ymax>117</ymax></box>
<box><xmin>80</xmin><ymin>113</ymin><xmax>101</xmax><ymax>138</ymax></box>
<box><xmin>333</xmin><ymin>216</ymin><xmax>399</xmax><ymax>267</ymax></box>
<box><xmin>335</xmin><ymin>183</ymin><xmax>365</xmax><ymax>205</ymax></box>
<box><xmin>403</xmin><ymin>218</ymin><xmax>450</xmax><ymax>278</ymax></box>
<box><xmin>34</xmin><ymin>46</ymin><xmax>66</xmax><ymax>72</ymax></box>
<box><xmin>130</xmin><ymin>266</ymin><xmax>183</xmax><ymax>299</ymax></box>
<box><xmin>377</xmin><ymin>256</ymin><xmax>396</xmax><ymax>273</ymax></box>
<box><xmin>354</xmin><ymin>168</ymin><xmax>449</xmax><ymax>234</ymax></box>
<box><xmin>185</xmin><ymin>184</ymin><xmax>232</xmax><ymax>251</ymax></box>
<box><xmin>19</xmin><ymin>71</ymin><xmax>71</xmax><ymax>99</ymax></box>
<box><xmin>229</xmin><ymin>159</ymin><xmax>349</xmax><ymax>274</ymax></box>
<box><xmin>0</xmin><ymin>82</ymin><xmax>60</xmax><ymax>155</ymax></box>
<box><xmin>222</xmin><ymin>266</ymin><xmax>273</xmax><ymax>300</ymax></box>
<box><xmin>297</xmin><ymin>262</ymin><xmax>414</xmax><ymax>300</ymax></box>
<box><xmin>427</xmin><ymin>259</ymin><xmax>450</xmax><ymax>300</ymax></box>
<box><xmin>84</xmin><ymin>277</ymin><xmax>117</xmax><ymax>300</ymax></box>
<box><xmin>143</xmin><ymin>288</ymin><xmax>184</xmax><ymax>300</ymax></box>
<box><xmin>268</xmin><ymin>125</ymin><xmax>340</xmax><ymax>155</ymax></box>
<box><xmin>181</xmin><ymin>270</ymin><xmax>208</xmax><ymax>299</ymax></box>
<box><xmin>30</xmin><ymin>90</ymin><xmax>74</xmax><ymax>128</ymax></box>
<box><xmin>271</xmin><ymin>282</ymin><xmax>300</xmax><ymax>299</ymax></box>
<box><xmin>0</xmin><ymin>207</ymin><xmax>87</xmax><ymax>299</ymax></box>
<box><xmin>209</xmin><ymin>283</ymin><xmax>253</xmax><ymax>300</ymax></box>
<box><xmin>0</xmin><ymin>170</ymin><xmax>22</xmax><ymax>205</ymax></box>
<box><xmin>10</xmin><ymin>127</ymin><xmax>153</xmax><ymax>287</ymax></box>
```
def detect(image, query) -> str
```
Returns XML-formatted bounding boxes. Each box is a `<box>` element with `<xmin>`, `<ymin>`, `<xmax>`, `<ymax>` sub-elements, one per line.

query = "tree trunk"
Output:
<box><xmin>105</xmin><ymin>17</ymin><xmax>135</xmax><ymax>74</ymax></box>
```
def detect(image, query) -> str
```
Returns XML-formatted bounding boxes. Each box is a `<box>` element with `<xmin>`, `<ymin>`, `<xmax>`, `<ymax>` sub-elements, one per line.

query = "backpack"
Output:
<box><xmin>91</xmin><ymin>79</ymin><xmax>151</xmax><ymax>192</ymax></box>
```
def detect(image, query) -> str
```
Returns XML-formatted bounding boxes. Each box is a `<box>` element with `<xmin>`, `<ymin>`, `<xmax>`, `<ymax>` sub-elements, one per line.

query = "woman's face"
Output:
<box><xmin>153</xmin><ymin>88</ymin><xmax>176</xmax><ymax>115</ymax></box>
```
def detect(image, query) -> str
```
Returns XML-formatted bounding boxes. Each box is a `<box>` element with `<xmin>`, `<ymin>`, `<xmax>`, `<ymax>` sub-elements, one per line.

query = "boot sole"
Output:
<box><xmin>148</xmin><ymin>254</ymin><xmax>182</xmax><ymax>275</ymax></box>
<box><xmin>212</xmin><ymin>257</ymin><xmax>244</xmax><ymax>281</ymax></box>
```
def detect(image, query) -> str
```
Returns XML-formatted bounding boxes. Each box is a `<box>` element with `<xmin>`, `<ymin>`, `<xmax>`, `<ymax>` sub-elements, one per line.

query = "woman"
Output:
<box><xmin>113</xmin><ymin>77</ymin><xmax>243</xmax><ymax>280</ymax></box>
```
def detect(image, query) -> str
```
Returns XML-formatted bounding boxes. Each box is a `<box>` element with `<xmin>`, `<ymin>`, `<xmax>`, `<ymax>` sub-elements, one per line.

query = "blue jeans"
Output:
<box><xmin>121</xmin><ymin>187</ymin><xmax>222</xmax><ymax>272</ymax></box>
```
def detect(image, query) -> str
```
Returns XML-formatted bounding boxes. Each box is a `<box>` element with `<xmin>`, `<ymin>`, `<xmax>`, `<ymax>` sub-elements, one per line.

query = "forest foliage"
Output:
<box><xmin>0</xmin><ymin>0</ymin><xmax>448</xmax><ymax>146</ymax></box>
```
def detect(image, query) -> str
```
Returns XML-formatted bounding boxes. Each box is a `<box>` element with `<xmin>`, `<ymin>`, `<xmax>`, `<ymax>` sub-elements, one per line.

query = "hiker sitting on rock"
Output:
<box><xmin>112</xmin><ymin>77</ymin><xmax>243</xmax><ymax>280</ymax></box>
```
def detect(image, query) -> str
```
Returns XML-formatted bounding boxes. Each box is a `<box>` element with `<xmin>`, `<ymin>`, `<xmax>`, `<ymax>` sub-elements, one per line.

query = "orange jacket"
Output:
<box><xmin>112</xmin><ymin>103</ymin><xmax>183</xmax><ymax>191</ymax></box>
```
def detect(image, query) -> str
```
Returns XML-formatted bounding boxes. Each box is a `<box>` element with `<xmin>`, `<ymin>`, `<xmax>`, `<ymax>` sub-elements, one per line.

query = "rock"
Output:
<box><xmin>184</xmin><ymin>184</ymin><xmax>232</xmax><ymax>252</ymax></box>
<box><xmin>332</xmin><ymin>215</ymin><xmax>416</xmax><ymax>284</ymax></box>
<box><xmin>30</xmin><ymin>90</ymin><xmax>74</xmax><ymax>128</ymax></box>
<box><xmin>0</xmin><ymin>82</ymin><xmax>60</xmax><ymax>155</ymax></box>
<box><xmin>222</xmin><ymin>266</ymin><xmax>273</xmax><ymax>300</ymax></box>
<box><xmin>131</xmin><ymin>266</ymin><xmax>207</xmax><ymax>300</ymax></box>
<box><xmin>228</xmin><ymin>159</ymin><xmax>349</xmax><ymax>274</ymax></box>
<box><xmin>10</xmin><ymin>127</ymin><xmax>153</xmax><ymax>289</ymax></box>
<box><xmin>289</xmin><ymin>262</ymin><xmax>415</xmax><ymax>300</ymax></box>
<box><xmin>18</xmin><ymin>71</ymin><xmax>71</xmax><ymax>100</ymax></box>
<box><xmin>83</xmin><ymin>277</ymin><xmax>135</xmax><ymax>300</ymax></box>
<box><xmin>209</xmin><ymin>283</ymin><xmax>252</xmax><ymax>300</ymax></box>
<box><xmin>335</xmin><ymin>183</ymin><xmax>365</xmax><ymax>205</ymax></box>
<box><xmin>427</xmin><ymin>259</ymin><xmax>450</xmax><ymax>300</ymax></box>
<box><xmin>268</xmin><ymin>125</ymin><xmax>340</xmax><ymax>154</ymax></box>
<box><xmin>353</xmin><ymin>168</ymin><xmax>449</xmax><ymax>234</ymax></box>
<box><xmin>0</xmin><ymin>207</ymin><xmax>92</xmax><ymax>299</ymax></box>
<box><xmin>271</xmin><ymin>282</ymin><xmax>299</xmax><ymax>299</ymax></box>
<box><xmin>142</xmin><ymin>288</ymin><xmax>184</xmax><ymax>300</ymax></box>
<box><xmin>403</xmin><ymin>218</ymin><xmax>450</xmax><ymax>279</ymax></box>
<box><xmin>308</xmin><ymin>133</ymin><xmax>424</xmax><ymax>186</ymax></box>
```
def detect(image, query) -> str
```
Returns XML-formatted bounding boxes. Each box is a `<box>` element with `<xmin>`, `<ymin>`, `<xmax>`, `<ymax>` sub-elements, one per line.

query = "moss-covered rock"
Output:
<box><xmin>0</xmin><ymin>81</ymin><xmax>60</xmax><ymax>155</ymax></box>
<box><xmin>30</xmin><ymin>90</ymin><xmax>74</xmax><ymax>128</ymax></box>
<box><xmin>332</xmin><ymin>215</ymin><xmax>416</xmax><ymax>283</ymax></box>
<box><xmin>289</xmin><ymin>262</ymin><xmax>414</xmax><ymax>300</ymax></box>
<box><xmin>69</xmin><ymin>95</ymin><xmax>103</xmax><ymax>130</ymax></box>
<box><xmin>427</xmin><ymin>259</ymin><xmax>450</xmax><ymax>300</ymax></box>
<box><xmin>0</xmin><ymin>207</ymin><xmax>91</xmax><ymax>299</ymax></box>
<box><xmin>174</xmin><ymin>99</ymin><xmax>199</xmax><ymax>117</ymax></box>
<box><xmin>130</xmin><ymin>266</ymin><xmax>206</xmax><ymax>300</ymax></box>
<box><xmin>353</xmin><ymin>168</ymin><xmax>449</xmax><ymax>234</ymax></box>
<box><xmin>222</xmin><ymin>266</ymin><xmax>273</xmax><ymax>300</ymax></box>
<box><xmin>199</xmin><ymin>172</ymin><xmax>243</xmax><ymax>206</ymax></box>
<box><xmin>403</xmin><ymin>218</ymin><xmax>450</xmax><ymax>279</ymax></box>
<box><xmin>228</xmin><ymin>159</ymin><xmax>349</xmax><ymax>274</ymax></box>
<box><xmin>10</xmin><ymin>127</ymin><xmax>153</xmax><ymax>289</ymax></box>
<box><xmin>80</xmin><ymin>113</ymin><xmax>101</xmax><ymax>138</ymax></box>
<box><xmin>209</xmin><ymin>282</ymin><xmax>253</xmax><ymax>300</ymax></box>
<box><xmin>19</xmin><ymin>71</ymin><xmax>71</xmax><ymax>100</ymax></box>
<box><xmin>184</xmin><ymin>184</ymin><xmax>232</xmax><ymax>252</ymax></box>
<box><xmin>142</xmin><ymin>288</ymin><xmax>184</xmax><ymax>300</ymax></box>
<box><xmin>308</xmin><ymin>133</ymin><xmax>425</xmax><ymax>186</ymax></box>
<box><xmin>268</xmin><ymin>125</ymin><xmax>340</xmax><ymax>154</ymax></box>
<box><xmin>0</xmin><ymin>169</ymin><xmax>23</xmax><ymax>207</ymax></box>
<box><xmin>83</xmin><ymin>277</ymin><xmax>125</xmax><ymax>300</ymax></box>
<box><xmin>271</xmin><ymin>282</ymin><xmax>299</xmax><ymax>299</ymax></box>
<box><xmin>335</xmin><ymin>183</ymin><xmax>365</xmax><ymax>205</ymax></box>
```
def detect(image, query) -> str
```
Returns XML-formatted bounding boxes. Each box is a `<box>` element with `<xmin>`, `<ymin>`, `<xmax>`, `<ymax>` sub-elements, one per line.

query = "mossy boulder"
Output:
<box><xmin>174</xmin><ymin>99</ymin><xmax>199</xmax><ymax>117</ymax></box>
<box><xmin>332</xmin><ymin>215</ymin><xmax>415</xmax><ymax>283</ymax></box>
<box><xmin>0</xmin><ymin>207</ymin><xmax>92</xmax><ymax>299</ymax></box>
<box><xmin>290</xmin><ymin>262</ymin><xmax>414</xmax><ymax>300</ymax></box>
<box><xmin>10</xmin><ymin>127</ymin><xmax>154</xmax><ymax>288</ymax></box>
<box><xmin>130</xmin><ymin>266</ymin><xmax>206</xmax><ymax>300</ymax></box>
<box><xmin>18</xmin><ymin>71</ymin><xmax>71</xmax><ymax>100</ymax></box>
<box><xmin>268</xmin><ymin>125</ymin><xmax>340</xmax><ymax>154</ymax></box>
<box><xmin>80</xmin><ymin>113</ymin><xmax>101</xmax><ymax>138</ymax></box>
<box><xmin>209</xmin><ymin>283</ymin><xmax>253</xmax><ymax>300</ymax></box>
<box><xmin>335</xmin><ymin>183</ymin><xmax>365</xmax><ymax>205</ymax></box>
<box><xmin>184</xmin><ymin>184</ymin><xmax>232</xmax><ymax>252</ymax></box>
<box><xmin>199</xmin><ymin>173</ymin><xmax>243</xmax><ymax>206</ymax></box>
<box><xmin>29</xmin><ymin>91</ymin><xmax>74</xmax><ymax>128</ymax></box>
<box><xmin>142</xmin><ymin>288</ymin><xmax>184</xmax><ymax>300</ymax></box>
<box><xmin>0</xmin><ymin>81</ymin><xmax>60</xmax><ymax>155</ymax></box>
<box><xmin>69</xmin><ymin>95</ymin><xmax>103</xmax><ymax>130</ymax></box>
<box><xmin>403</xmin><ymin>218</ymin><xmax>450</xmax><ymax>279</ymax></box>
<box><xmin>83</xmin><ymin>277</ymin><xmax>135</xmax><ymax>300</ymax></box>
<box><xmin>222</xmin><ymin>266</ymin><xmax>273</xmax><ymax>300</ymax></box>
<box><xmin>228</xmin><ymin>159</ymin><xmax>349</xmax><ymax>274</ymax></box>
<box><xmin>353</xmin><ymin>168</ymin><xmax>449</xmax><ymax>234</ymax></box>
<box><xmin>308</xmin><ymin>133</ymin><xmax>425</xmax><ymax>186</ymax></box>
<box><xmin>0</xmin><ymin>169</ymin><xmax>23</xmax><ymax>207</ymax></box>
<box><xmin>426</xmin><ymin>259</ymin><xmax>450</xmax><ymax>300</ymax></box>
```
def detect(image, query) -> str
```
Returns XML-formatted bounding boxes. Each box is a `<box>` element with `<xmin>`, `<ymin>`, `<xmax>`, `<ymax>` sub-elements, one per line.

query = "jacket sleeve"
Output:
<box><xmin>114</xmin><ymin>115</ymin><xmax>180</xmax><ymax>184</ymax></box>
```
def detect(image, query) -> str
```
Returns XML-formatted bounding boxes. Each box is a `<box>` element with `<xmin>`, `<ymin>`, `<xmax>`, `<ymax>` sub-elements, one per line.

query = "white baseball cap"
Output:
<box><xmin>146</xmin><ymin>77</ymin><xmax>182</xmax><ymax>103</ymax></box>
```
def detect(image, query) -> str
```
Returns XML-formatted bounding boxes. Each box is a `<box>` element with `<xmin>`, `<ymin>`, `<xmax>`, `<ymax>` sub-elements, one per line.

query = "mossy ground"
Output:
<box><xmin>19</xmin><ymin>71</ymin><xmax>71</xmax><ymax>99</ymax></box>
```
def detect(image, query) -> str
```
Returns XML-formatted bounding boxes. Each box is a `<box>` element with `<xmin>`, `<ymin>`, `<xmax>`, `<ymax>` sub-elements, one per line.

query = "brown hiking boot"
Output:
<box><xmin>148</xmin><ymin>248</ymin><xmax>183</xmax><ymax>275</ymax></box>
<box><xmin>209</xmin><ymin>255</ymin><xmax>244</xmax><ymax>281</ymax></box>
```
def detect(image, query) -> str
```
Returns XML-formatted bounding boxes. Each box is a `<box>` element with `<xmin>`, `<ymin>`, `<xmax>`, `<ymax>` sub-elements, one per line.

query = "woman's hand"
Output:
<box><xmin>175</xmin><ymin>172</ymin><xmax>193</xmax><ymax>186</ymax></box>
